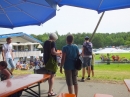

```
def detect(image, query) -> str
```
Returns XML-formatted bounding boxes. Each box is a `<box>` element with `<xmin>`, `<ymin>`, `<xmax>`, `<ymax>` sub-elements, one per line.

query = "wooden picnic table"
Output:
<box><xmin>0</xmin><ymin>74</ymin><xmax>50</xmax><ymax>97</ymax></box>
<box><xmin>124</xmin><ymin>79</ymin><xmax>130</xmax><ymax>92</ymax></box>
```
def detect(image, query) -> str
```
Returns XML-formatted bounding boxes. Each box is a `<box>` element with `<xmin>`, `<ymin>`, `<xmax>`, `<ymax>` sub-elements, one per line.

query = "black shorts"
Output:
<box><xmin>86</xmin><ymin>65</ymin><xmax>94</xmax><ymax>70</ymax></box>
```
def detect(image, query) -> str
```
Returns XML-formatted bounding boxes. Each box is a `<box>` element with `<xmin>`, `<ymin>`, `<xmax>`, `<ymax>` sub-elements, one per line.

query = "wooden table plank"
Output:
<box><xmin>124</xmin><ymin>79</ymin><xmax>130</xmax><ymax>92</ymax></box>
<box><xmin>0</xmin><ymin>74</ymin><xmax>50</xmax><ymax>97</ymax></box>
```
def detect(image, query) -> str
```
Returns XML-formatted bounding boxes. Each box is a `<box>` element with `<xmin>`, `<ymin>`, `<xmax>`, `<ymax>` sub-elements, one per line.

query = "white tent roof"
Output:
<box><xmin>11</xmin><ymin>42</ymin><xmax>40</xmax><ymax>46</ymax></box>
<box><xmin>95</xmin><ymin>48</ymin><xmax>130</xmax><ymax>54</ymax></box>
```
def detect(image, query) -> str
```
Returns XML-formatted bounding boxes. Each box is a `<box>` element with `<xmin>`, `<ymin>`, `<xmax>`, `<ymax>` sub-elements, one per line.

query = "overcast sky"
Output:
<box><xmin>0</xmin><ymin>6</ymin><xmax>130</xmax><ymax>35</ymax></box>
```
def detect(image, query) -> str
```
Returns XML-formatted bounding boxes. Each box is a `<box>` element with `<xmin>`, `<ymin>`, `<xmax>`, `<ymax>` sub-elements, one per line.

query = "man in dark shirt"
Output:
<box><xmin>80</xmin><ymin>36</ymin><xmax>93</xmax><ymax>81</ymax></box>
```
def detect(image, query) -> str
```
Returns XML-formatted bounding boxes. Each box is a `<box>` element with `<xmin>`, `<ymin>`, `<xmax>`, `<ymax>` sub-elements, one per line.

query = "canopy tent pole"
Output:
<box><xmin>90</xmin><ymin>12</ymin><xmax>105</xmax><ymax>41</ymax></box>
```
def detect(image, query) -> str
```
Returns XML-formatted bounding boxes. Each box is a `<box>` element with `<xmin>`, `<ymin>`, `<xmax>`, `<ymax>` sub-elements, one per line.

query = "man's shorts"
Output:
<box><xmin>82</xmin><ymin>57</ymin><xmax>92</xmax><ymax>68</ymax></box>
<box><xmin>64</xmin><ymin>70</ymin><xmax>78</xmax><ymax>86</ymax></box>
<box><xmin>86</xmin><ymin>65</ymin><xmax>94</xmax><ymax>70</ymax></box>
<box><xmin>6</xmin><ymin>58</ymin><xmax>15</xmax><ymax>69</ymax></box>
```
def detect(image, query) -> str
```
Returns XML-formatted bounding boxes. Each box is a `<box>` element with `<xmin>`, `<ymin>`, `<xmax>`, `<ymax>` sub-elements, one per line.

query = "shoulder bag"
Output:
<box><xmin>45</xmin><ymin>41</ymin><xmax>58</xmax><ymax>73</ymax></box>
<box><xmin>34</xmin><ymin>62</ymin><xmax>50</xmax><ymax>74</ymax></box>
<box><xmin>75</xmin><ymin>55</ymin><xmax>82</xmax><ymax>70</ymax></box>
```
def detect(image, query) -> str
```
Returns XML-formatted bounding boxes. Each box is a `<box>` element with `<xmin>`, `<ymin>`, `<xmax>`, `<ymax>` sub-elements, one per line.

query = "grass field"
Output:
<box><xmin>13</xmin><ymin>52</ymin><xmax>130</xmax><ymax>83</ymax></box>
<box><xmin>95</xmin><ymin>53</ymin><xmax>130</xmax><ymax>60</ymax></box>
<box><xmin>13</xmin><ymin>63</ymin><xmax>130</xmax><ymax>83</ymax></box>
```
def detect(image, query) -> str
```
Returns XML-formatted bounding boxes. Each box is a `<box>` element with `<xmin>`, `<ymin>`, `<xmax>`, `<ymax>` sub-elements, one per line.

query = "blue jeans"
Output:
<box><xmin>6</xmin><ymin>58</ymin><xmax>15</xmax><ymax>69</ymax></box>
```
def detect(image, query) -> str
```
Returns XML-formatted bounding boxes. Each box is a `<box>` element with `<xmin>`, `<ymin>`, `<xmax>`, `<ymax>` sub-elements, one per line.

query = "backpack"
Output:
<box><xmin>84</xmin><ymin>42</ymin><xmax>92</xmax><ymax>55</ymax></box>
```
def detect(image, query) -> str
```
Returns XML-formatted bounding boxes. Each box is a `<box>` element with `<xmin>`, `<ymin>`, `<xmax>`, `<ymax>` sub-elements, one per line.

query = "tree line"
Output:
<box><xmin>31</xmin><ymin>32</ymin><xmax>130</xmax><ymax>49</ymax></box>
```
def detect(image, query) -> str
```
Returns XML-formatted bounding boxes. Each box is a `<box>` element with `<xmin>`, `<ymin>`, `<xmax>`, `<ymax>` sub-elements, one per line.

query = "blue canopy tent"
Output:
<box><xmin>0</xmin><ymin>0</ymin><xmax>129</xmax><ymax>35</ymax></box>
<box><xmin>55</xmin><ymin>0</ymin><xmax>130</xmax><ymax>13</ymax></box>
<box><xmin>55</xmin><ymin>0</ymin><xmax>130</xmax><ymax>40</ymax></box>
<box><xmin>0</xmin><ymin>0</ymin><xmax>57</xmax><ymax>28</ymax></box>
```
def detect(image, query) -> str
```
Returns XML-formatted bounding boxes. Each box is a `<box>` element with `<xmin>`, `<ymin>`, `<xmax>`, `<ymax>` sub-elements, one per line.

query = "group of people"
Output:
<box><xmin>0</xmin><ymin>33</ymin><xmax>94</xmax><ymax>97</ymax></box>
<box><xmin>16</xmin><ymin>57</ymin><xmax>44</xmax><ymax>70</ymax></box>
<box><xmin>43</xmin><ymin>33</ymin><xmax>94</xmax><ymax>97</ymax></box>
<box><xmin>100</xmin><ymin>54</ymin><xmax>129</xmax><ymax>62</ymax></box>
<box><xmin>16</xmin><ymin>61</ymin><xmax>29</xmax><ymax>70</ymax></box>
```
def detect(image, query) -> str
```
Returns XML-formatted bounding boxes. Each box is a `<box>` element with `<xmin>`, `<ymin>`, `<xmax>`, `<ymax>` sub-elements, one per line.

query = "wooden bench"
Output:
<box><xmin>94</xmin><ymin>94</ymin><xmax>113</xmax><ymax>97</ymax></box>
<box><xmin>57</xmin><ymin>93</ymin><xmax>76</xmax><ymax>97</ymax></box>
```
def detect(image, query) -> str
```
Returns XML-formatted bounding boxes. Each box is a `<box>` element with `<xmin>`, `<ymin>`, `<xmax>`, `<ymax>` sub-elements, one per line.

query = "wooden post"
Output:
<box><xmin>90</xmin><ymin>12</ymin><xmax>105</xmax><ymax>41</ymax></box>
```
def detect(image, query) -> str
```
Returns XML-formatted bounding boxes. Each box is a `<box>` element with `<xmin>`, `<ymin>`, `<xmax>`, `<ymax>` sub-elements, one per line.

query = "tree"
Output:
<box><xmin>31</xmin><ymin>32</ymin><xmax>130</xmax><ymax>49</ymax></box>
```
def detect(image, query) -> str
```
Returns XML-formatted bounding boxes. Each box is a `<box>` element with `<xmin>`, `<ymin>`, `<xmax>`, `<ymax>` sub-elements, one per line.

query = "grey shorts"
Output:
<box><xmin>82</xmin><ymin>57</ymin><xmax>92</xmax><ymax>68</ymax></box>
<box><xmin>64</xmin><ymin>70</ymin><xmax>78</xmax><ymax>86</ymax></box>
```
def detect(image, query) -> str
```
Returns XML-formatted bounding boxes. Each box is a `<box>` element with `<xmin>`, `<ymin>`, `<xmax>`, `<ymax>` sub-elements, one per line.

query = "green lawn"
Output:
<box><xmin>95</xmin><ymin>53</ymin><xmax>130</xmax><ymax>60</ymax></box>
<box><xmin>13</xmin><ymin>53</ymin><xmax>130</xmax><ymax>83</ymax></box>
<box><xmin>90</xmin><ymin>64</ymin><xmax>130</xmax><ymax>83</ymax></box>
<box><xmin>14</xmin><ymin>63</ymin><xmax>130</xmax><ymax>83</ymax></box>
<box><xmin>13</xmin><ymin>69</ymin><xmax>33</xmax><ymax>76</ymax></box>
<box><xmin>56</xmin><ymin>63</ymin><xmax>130</xmax><ymax>83</ymax></box>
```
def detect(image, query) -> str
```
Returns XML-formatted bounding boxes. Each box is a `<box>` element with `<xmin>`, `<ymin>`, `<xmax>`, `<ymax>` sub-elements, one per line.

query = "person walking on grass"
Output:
<box><xmin>80</xmin><ymin>36</ymin><xmax>93</xmax><ymax>82</ymax></box>
<box><xmin>2</xmin><ymin>37</ymin><xmax>15</xmax><ymax>73</ymax></box>
<box><xmin>60</xmin><ymin>35</ymin><xmax>79</xmax><ymax>97</ymax></box>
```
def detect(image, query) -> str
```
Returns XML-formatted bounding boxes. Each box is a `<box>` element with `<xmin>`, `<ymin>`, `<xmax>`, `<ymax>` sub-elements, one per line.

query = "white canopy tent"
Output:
<box><xmin>95</xmin><ymin>48</ymin><xmax>130</xmax><ymax>54</ymax></box>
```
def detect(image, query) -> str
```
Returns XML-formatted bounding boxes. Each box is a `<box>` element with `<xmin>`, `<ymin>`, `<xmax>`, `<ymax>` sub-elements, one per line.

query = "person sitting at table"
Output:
<box><xmin>0</xmin><ymin>61</ymin><xmax>23</xmax><ymax>97</ymax></box>
<box><xmin>0</xmin><ymin>61</ymin><xmax>12</xmax><ymax>81</ymax></box>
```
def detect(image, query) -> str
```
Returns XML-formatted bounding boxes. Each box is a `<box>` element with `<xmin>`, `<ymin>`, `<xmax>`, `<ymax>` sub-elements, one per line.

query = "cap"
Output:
<box><xmin>85</xmin><ymin>36</ymin><xmax>89</xmax><ymax>40</ymax></box>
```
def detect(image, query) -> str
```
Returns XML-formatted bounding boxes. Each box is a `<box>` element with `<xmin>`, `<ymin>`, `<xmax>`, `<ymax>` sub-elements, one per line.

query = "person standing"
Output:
<box><xmin>43</xmin><ymin>33</ymin><xmax>60</xmax><ymax>97</ymax></box>
<box><xmin>2</xmin><ymin>37</ymin><xmax>15</xmax><ymax>73</ymax></box>
<box><xmin>60</xmin><ymin>35</ymin><xmax>79</xmax><ymax>97</ymax></box>
<box><xmin>80</xmin><ymin>36</ymin><xmax>93</xmax><ymax>81</ymax></box>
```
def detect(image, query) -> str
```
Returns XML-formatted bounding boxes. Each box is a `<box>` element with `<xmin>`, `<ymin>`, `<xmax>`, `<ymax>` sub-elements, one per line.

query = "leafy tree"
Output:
<box><xmin>31</xmin><ymin>32</ymin><xmax>130</xmax><ymax>49</ymax></box>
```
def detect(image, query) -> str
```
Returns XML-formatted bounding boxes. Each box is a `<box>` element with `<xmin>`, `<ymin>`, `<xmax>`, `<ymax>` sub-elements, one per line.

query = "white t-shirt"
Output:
<box><xmin>2</xmin><ymin>43</ymin><xmax>13</xmax><ymax>59</ymax></box>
